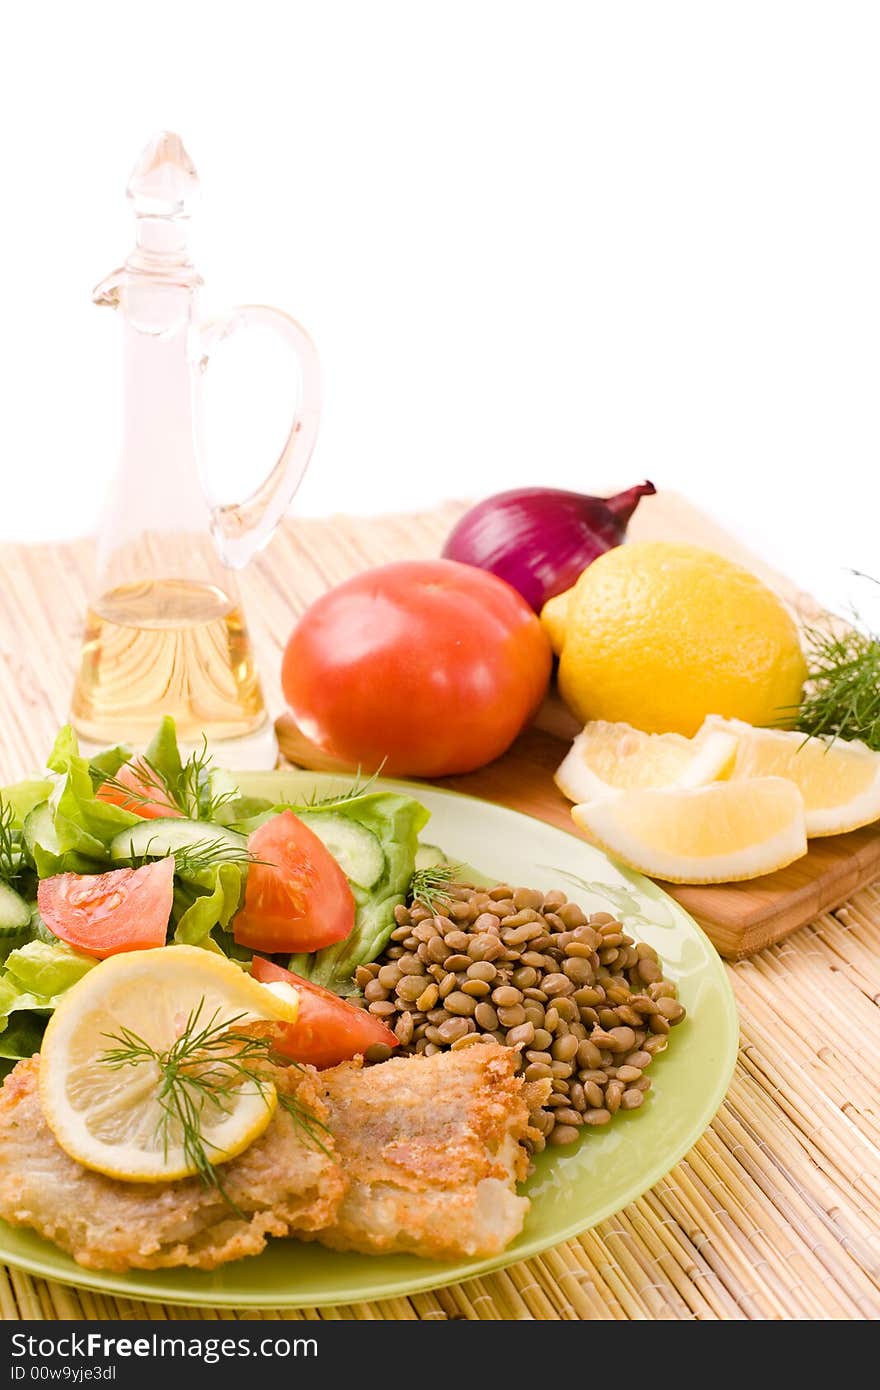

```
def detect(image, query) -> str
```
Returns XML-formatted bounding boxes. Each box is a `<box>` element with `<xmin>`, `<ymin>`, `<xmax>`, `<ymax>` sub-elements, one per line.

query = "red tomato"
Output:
<box><xmin>96</xmin><ymin>760</ymin><xmax>183</xmax><ymax>820</ymax></box>
<box><xmin>37</xmin><ymin>857</ymin><xmax>175</xmax><ymax>959</ymax></box>
<box><xmin>281</xmin><ymin>559</ymin><xmax>552</xmax><ymax>776</ymax></box>
<box><xmin>251</xmin><ymin>955</ymin><xmax>397</xmax><ymax>1068</ymax></box>
<box><xmin>233</xmin><ymin>811</ymin><xmax>355</xmax><ymax>954</ymax></box>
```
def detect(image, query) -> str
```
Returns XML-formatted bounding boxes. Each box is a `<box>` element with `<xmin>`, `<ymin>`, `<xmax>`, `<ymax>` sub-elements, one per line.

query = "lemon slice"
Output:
<box><xmin>703</xmin><ymin>716</ymin><xmax>880</xmax><ymax>837</ymax></box>
<box><xmin>571</xmin><ymin>777</ymin><xmax>807</xmax><ymax>883</ymax></box>
<box><xmin>39</xmin><ymin>945</ymin><xmax>298</xmax><ymax>1182</ymax></box>
<box><xmin>555</xmin><ymin>720</ymin><xmax>738</xmax><ymax>804</ymax></box>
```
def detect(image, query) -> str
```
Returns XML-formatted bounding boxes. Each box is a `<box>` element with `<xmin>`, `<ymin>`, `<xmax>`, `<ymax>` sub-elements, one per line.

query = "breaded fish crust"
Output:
<box><xmin>313</xmin><ymin>1041</ymin><xmax>545</xmax><ymax>1259</ymax></box>
<box><xmin>0</xmin><ymin>1056</ymin><xmax>346</xmax><ymax>1272</ymax></box>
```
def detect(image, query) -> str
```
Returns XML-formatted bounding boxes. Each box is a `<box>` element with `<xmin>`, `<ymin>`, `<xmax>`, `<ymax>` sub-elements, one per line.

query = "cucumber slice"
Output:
<box><xmin>414</xmin><ymin>843</ymin><xmax>448</xmax><ymax>871</ymax></box>
<box><xmin>0</xmin><ymin>882</ymin><xmax>32</xmax><ymax>936</ymax></box>
<box><xmin>109</xmin><ymin>818</ymin><xmax>247</xmax><ymax>863</ymax></box>
<box><xmin>23</xmin><ymin>802</ymin><xmax>57</xmax><ymax>860</ymax></box>
<box><xmin>22</xmin><ymin>804</ymin><xmax>104</xmax><ymax>878</ymax></box>
<box><xmin>296</xmin><ymin>811</ymin><xmax>384</xmax><ymax>889</ymax></box>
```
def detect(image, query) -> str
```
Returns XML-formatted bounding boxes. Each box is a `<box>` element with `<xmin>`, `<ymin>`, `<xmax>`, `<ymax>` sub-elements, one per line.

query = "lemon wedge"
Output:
<box><xmin>555</xmin><ymin>720</ymin><xmax>738</xmax><ymax>804</ymax></box>
<box><xmin>703</xmin><ymin>716</ymin><xmax>880</xmax><ymax>837</ymax></box>
<box><xmin>39</xmin><ymin>945</ymin><xmax>298</xmax><ymax>1183</ymax></box>
<box><xmin>571</xmin><ymin>777</ymin><xmax>807</xmax><ymax>883</ymax></box>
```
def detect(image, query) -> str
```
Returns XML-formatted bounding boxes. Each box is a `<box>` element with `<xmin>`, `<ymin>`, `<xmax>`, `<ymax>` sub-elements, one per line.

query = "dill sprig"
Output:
<box><xmin>91</xmin><ymin>756</ymin><xmax>178</xmax><ymax>813</ymax></box>
<box><xmin>172</xmin><ymin>839</ymin><xmax>266</xmax><ymax>878</ymax></box>
<box><xmin>293</xmin><ymin>766</ymin><xmax>383</xmax><ymax>810</ymax></box>
<box><xmin>791</xmin><ymin>582</ymin><xmax>880</xmax><ymax>750</ymax></box>
<box><xmin>409</xmin><ymin>862</ymin><xmax>463</xmax><ymax>915</ymax></box>
<box><xmin>99</xmin><ymin>1001</ymin><xmax>330</xmax><ymax>1212</ymax></box>
<box><xmin>91</xmin><ymin>739</ymin><xmax>234</xmax><ymax>822</ymax></box>
<box><xmin>120</xmin><ymin>835</ymin><xmax>265</xmax><ymax>879</ymax></box>
<box><xmin>178</xmin><ymin>739</ymin><xmax>235</xmax><ymax>821</ymax></box>
<box><xmin>0</xmin><ymin>797</ymin><xmax>22</xmax><ymax>885</ymax></box>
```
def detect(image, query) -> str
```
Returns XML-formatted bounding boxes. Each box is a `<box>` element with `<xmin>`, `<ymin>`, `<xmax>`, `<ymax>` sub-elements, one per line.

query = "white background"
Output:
<box><xmin>1</xmin><ymin>1</ymin><xmax>879</xmax><ymax>625</ymax></box>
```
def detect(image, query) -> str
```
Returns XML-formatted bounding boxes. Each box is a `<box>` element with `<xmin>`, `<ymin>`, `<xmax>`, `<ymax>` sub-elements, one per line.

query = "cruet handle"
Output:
<box><xmin>198</xmin><ymin>305</ymin><xmax>320</xmax><ymax>569</ymax></box>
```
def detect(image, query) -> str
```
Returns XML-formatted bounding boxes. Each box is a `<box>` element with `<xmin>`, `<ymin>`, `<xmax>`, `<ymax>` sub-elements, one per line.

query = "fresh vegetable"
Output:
<box><xmin>0</xmin><ymin>939</ymin><xmax>99</xmax><ymax>1070</ymax></box>
<box><xmin>408</xmin><ymin>860</ymin><xmax>460</xmax><ymax>914</ymax></box>
<box><xmin>0</xmin><ymin>720</ymin><xmax>432</xmax><ymax>1060</ymax></box>
<box><xmin>228</xmin><ymin>774</ymin><xmax>430</xmax><ymax>992</ymax></box>
<box><xmin>0</xmin><ymin>883</ymin><xmax>31</xmax><ymax>936</ymax></box>
<box><xmin>281</xmin><ymin>558</ymin><xmax>552</xmax><ymax>776</ymax></box>
<box><xmin>251</xmin><ymin>955</ymin><xmax>398</xmax><ymax>1067</ymax></box>
<box><xmin>174</xmin><ymin>862</ymin><xmax>245</xmax><ymax>946</ymax></box>
<box><xmin>284</xmin><ymin>791</ymin><xmax>429</xmax><ymax>992</ymax></box>
<box><xmin>92</xmin><ymin>717</ymin><xmax>233</xmax><ymax>822</ymax></box>
<box><xmin>23</xmin><ymin>802</ymin><xmax>99</xmax><ymax>880</ymax></box>
<box><xmin>37</xmin><ymin>857</ymin><xmax>175</xmax><ymax>959</ymax></box>
<box><xmin>413</xmin><ymin>843</ymin><xmax>449</xmax><ymax>872</ymax></box>
<box><xmin>109</xmin><ymin>817</ymin><xmax>247</xmax><ymax>865</ymax></box>
<box><xmin>295</xmin><ymin>812</ymin><xmax>384</xmax><ymax>889</ymax></box>
<box><xmin>794</xmin><ymin>594</ymin><xmax>880</xmax><ymax>750</ymax></box>
<box><xmin>3</xmin><ymin>940</ymin><xmax>96</xmax><ymax>1000</ymax></box>
<box><xmin>0</xmin><ymin>780</ymin><xmax>52</xmax><ymax>832</ymax></box>
<box><xmin>24</xmin><ymin>726</ymin><xmax>142</xmax><ymax>879</ymax></box>
<box><xmin>232</xmin><ymin>811</ymin><xmax>356</xmax><ymax>954</ymax></box>
<box><xmin>543</xmin><ymin>541</ymin><xmax>807</xmax><ymax>736</ymax></box>
<box><xmin>442</xmin><ymin>482</ymin><xmax>655</xmax><ymax>611</ymax></box>
<box><xmin>96</xmin><ymin>758</ymin><xmax>183</xmax><ymax>819</ymax></box>
<box><xmin>108</xmin><ymin>816</ymin><xmax>255</xmax><ymax>946</ymax></box>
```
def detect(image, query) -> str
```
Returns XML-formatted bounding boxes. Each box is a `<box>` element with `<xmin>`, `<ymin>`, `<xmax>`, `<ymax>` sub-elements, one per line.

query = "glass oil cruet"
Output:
<box><xmin>70</xmin><ymin>132</ymin><xmax>319</xmax><ymax>767</ymax></box>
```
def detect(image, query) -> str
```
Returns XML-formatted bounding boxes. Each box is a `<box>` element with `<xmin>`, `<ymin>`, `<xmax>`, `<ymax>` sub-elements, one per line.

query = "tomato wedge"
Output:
<box><xmin>251</xmin><ymin>955</ymin><xmax>397</xmax><ymax>1068</ymax></box>
<box><xmin>96</xmin><ymin>759</ymin><xmax>183</xmax><ymax>820</ymax></box>
<box><xmin>37</xmin><ymin>857</ymin><xmax>175</xmax><ymax>959</ymax></box>
<box><xmin>233</xmin><ymin>811</ymin><xmax>355</xmax><ymax>954</ymax></box>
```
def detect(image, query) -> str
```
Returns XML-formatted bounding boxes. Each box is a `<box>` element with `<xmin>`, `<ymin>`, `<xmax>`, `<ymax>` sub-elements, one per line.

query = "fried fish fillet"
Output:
<box><xmin>312</xmin><ymin>1041</ymin><xmax>548</xmax><ymax>1259</ymax></box>
<box><xmin>0</xmin><ymin>1042</ymin><xmax>542</xmax><ymax>1270</ymax></box>
<box><xmin>0</xmin><ymin>1055</ymin><xmax>346</xmax><ymax>1272</ymax></box>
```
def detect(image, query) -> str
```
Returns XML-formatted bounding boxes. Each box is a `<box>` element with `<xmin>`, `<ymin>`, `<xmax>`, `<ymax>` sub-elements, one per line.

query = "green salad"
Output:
<box><xmin>0</xmin><ymin>717</ymin><xmax>436</xmax><ymax>1071</ymax></box>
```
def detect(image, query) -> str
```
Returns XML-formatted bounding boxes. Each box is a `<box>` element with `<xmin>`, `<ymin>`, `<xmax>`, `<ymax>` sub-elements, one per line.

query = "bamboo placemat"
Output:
<box><xmin>1</xmin><ymin>494</ymin><xmax>879</xmax><ymax>1321</ymax></box>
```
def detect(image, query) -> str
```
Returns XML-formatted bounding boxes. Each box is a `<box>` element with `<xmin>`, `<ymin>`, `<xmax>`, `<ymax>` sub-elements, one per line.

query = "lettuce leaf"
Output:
<box><xmin>87</xmin><ymin>744</ymin><xmax>133</xmax><ymax>782</ymax></box>
<box><xmin>0</xmin><ymin>778</ymin><xmax>53</xmax><ymax>826</ymax></box>
<box><xmin>0</xmin><ymin>975</ymin><xmax>21</xmax><ymax>1018</ymax></box>
<box><xmin>47</xmin><ymin>726</ymin><xmax>141</xmax><ymax>850</ymax></box>
<box><xmin>173</xmin><ymin>863</ymin><xmax>244</xmax><ymax>945</ymax></box>
<box><xmin>21</xmin><ymin>727</ymin><xmax>143</xmax><ymax>876</ymax></box>
<box><xmin>144</xmin><ymin>716</ymin><xmax>184</xmax><ymax>791</ymax></box>
<box><xmin>0</xmin><ymin>940</ymin><xmax>95</xmax><ymax>1074</ymax></box>
<box><xmin>3</xmin><ymin>940</ymin><xmax>96</xmax><ymax>1001</ymax></box>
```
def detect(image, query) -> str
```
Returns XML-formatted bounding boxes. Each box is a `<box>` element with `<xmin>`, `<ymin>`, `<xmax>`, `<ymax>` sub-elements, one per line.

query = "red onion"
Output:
<box><xmin>442</xmin><ymin>482</ymin><xmax>656</xmax><ymax>611</ymax></box>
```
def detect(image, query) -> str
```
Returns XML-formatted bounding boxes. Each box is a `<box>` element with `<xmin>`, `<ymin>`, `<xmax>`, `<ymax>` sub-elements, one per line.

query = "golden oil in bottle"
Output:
<box><xmin>70</xmin><ymin>578</ymin><xmax>267</xmax><ymax>748</ymax></box>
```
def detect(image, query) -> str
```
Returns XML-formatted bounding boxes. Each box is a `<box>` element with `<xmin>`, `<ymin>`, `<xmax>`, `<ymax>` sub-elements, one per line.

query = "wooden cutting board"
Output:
<box><xmin>276</xmin><ymin>711</ymin><xmax>880</xmax><ymax>960</ymax></box>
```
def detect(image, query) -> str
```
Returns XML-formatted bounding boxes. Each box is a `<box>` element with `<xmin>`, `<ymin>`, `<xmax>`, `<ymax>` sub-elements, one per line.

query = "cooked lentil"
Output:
<box><xmin>356</xmin><ymin>883</ymin><xmax>686</xmax><ymax>1150</ymax></box>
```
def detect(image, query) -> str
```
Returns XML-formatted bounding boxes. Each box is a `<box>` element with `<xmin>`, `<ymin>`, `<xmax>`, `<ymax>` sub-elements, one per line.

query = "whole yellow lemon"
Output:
<box><xmin>542</xmin><ymin>541</ymin><xmax>806</xmax><ymax>736</ymax></box>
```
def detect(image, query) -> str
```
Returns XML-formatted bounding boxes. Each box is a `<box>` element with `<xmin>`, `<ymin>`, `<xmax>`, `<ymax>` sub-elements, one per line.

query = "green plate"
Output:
<box><xmin>0</xmin><ymin>774</ymin><xmax>738</xmax><ymax>1308</ymax></box>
